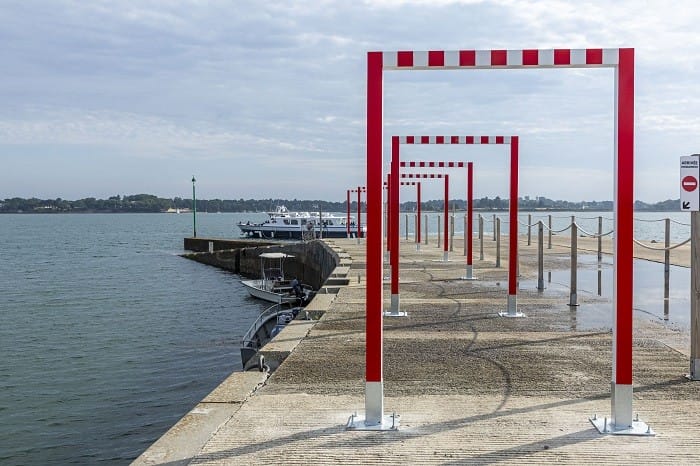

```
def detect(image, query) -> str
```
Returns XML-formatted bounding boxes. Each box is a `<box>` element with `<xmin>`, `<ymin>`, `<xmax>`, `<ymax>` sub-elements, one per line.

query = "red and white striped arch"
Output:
<box><xmin>363</xmin><ymin>47</ymin><xmax>635</xmax><ymax>431</ymax></box>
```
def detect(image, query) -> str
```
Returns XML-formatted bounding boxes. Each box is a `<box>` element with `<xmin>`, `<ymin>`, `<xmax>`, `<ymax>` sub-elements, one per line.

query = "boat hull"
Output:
<box><xmin>238</xmin><ymin>224</ymin><xmax>364</xmax><ymax>239</ymax></box>
<box><xmin>240</xmin><ymin>279</ymin><xmax>299</xmax><ymax>304</ymax></box>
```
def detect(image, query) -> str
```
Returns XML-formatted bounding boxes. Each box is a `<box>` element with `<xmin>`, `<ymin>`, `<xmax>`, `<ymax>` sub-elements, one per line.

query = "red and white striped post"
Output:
<box><xmin>357</xmin><ymin>48</ymin><xmax>643</xmax><ymax>435</ymax></box>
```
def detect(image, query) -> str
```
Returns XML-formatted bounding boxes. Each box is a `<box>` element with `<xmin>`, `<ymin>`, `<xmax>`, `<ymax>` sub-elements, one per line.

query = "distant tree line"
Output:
<box><xmin>0</xmin><ymin>194</ymin><xmax>683</xmax><ymax>213</ymax></box>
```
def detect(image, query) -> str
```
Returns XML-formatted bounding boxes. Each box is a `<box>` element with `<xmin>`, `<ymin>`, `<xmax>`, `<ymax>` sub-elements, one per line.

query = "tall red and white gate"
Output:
<box><xmin>356</xmin><ymin>47</ymin><xmax>645</xmax><ymax>436</ymax></box>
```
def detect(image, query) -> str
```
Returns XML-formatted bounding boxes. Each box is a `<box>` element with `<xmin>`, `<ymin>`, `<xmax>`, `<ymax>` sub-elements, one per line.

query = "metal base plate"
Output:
<box><xmin>684</xmin><ymin>374</ymin><xmax>700</xmax><ymax>381</ymax></box>
<box><xmin>590</xmin><ymin>416</ymin><xmax>655</xmax><ymax>436</ymax></box>
<box><xmin>347</xmin><ymin>413</ymin><xmax>400</xmax><ymax>431</ymax></box>
<box><xmin>498</xmin><ymin>311</ymin><xmax>526</xmax><ymax>318</ymax></box>
<box><xmin>460</xmin><ymin>276</ymin><xmax>478</xmax><ymax>281</ymax></box>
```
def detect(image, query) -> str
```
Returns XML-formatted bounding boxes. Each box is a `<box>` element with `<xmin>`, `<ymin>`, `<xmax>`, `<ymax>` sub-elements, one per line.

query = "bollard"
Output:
<box><xmin>537</xmin><ymin>221</ymin><xmax>544</xmax><ymax>291</ymax></box>
<box><xmin>414</xmin><ymin>214</ymin><xmax>418</xmax><ymax>244</ymax></box>
<box><xmin>463</xmin><ymin>214</ymin><xmax>467</xmax><ymax>256</ymax></box>
<box><xmin>492</xmin><ymin>214</ymin><xmax>497</xmax><ymax>241</ymax></box>
<box><xmin>664</xmin><ymin>218</ymin><xmax>670</xmax><ymax>320</ymax></box>
<box><xmin>479</xmin><ymin>215</ymin><xmax>484</xmax><ymax>261</ymax></box>
<box><xmin>527</xmin><ymin>213</ymin><xmax>532</xmax><ymax>246</ymax></box>
<box><xmin>405</xmin><ymin>214</ymin><xmax>409</xmax><ymax>241</ymax></box>
<box><xmin>548</xmin><ymin>214</ymin><xmax>552</xmax><ymax>249</ymax></box>
<box><xmin>208</xmin><ymin>241</ymin><xmax>214</xmax><ymax>253</ymax></box>
<box><xmin>450</xmin><ymin>215</ymin><xmax>455</xmax><ymax>252</ymax></box>
<box><xmin>569</xmin><ymin>216</ymin><xmax>578</xmax><ymax>306</ymax></box>
<box><xmin>598</xmin><ymin>216</ymin><xmax>603</xmax><ymax>262</ymax></box>
<box><xmin>496</xmin><ymin>217</ymin><xmax>501</xmax><ymax>268</ymax></box>
<box><xmin>437</xmin><ymin>215</ymin><xmax>441</xmax><ymax>248</ymax></box>
<box><xmin>424</xmin><ymin>214</ymin><xmax>428</xmax><ymax>245</ymax></box>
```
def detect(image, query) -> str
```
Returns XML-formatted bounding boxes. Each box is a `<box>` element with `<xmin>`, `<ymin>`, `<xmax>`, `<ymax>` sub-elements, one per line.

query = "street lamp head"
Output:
<box><xmin>192</xmin><ymin>176</ymin><xmax>196</xmax><ymax>183</ymax></box>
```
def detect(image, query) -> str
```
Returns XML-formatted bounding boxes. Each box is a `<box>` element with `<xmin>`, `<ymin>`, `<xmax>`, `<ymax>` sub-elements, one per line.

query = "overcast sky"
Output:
<box><xmin>2</xmin><ymin>0</ymin><xmax>700</xmax><ymax>203</ymax></box>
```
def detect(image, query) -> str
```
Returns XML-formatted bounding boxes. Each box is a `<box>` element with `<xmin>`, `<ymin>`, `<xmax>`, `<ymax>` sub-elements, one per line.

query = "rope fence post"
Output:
<box><xmin>493</xmin><ymin>213</ymin><xmax>497</xmax><ymax>241</ymax></box>
<box><xmin>405</xmin><ymin>213</ymin><xmax>409</xmax><ymax>241</ymax></box>
<box><xmin>479</xmin><ymin>215</ymin><xmax>484</xmax><ymax>261</ymax></box>
<box><xmin>569</xmin><ymin>216</ymin><xmax>578</xmax><ymax>307</ymax></box>
<box><xmin>548</xmin><ymin>214</ymin><xmax>552</xmax><ymax>249</ymax></box>
<box><xmin>450</xmin><ymin>215</ymin><xmax>454</xmax><ymax>252</ymax></box>
<box><xmin>538</xmin><ymin>220</ymin><xmax>544</xmax><ymax>291</ymax></box>
<box><xmin>496</xmin><ymin>217</ymin><xmax>501</xmax><ymax>268</ymax></box>
<box><xmin>424</xmin><ymin>214</ymin><xmax>428</xmax><ymax>245</ymax></box>
<box><xmin>437</xmin><ymin>215</ymin><xmax>441</xmax><ymax>248</ymax></box>
<box><xmin>463</xmin><ymin>214</ymin><xmax>467</xmax><ymax>256</ymax></box>
<box><xmin>598</xmin><ymin>216</ymin><xmax>603</xmax><ymax>261</ymax></box>
<box><xmin>527</xmin><ymin>213</ymin><xmax>532</xmax><ymax>246</ymax></box>
<box><xmin>414</xmin><ymin>213</ymin><xmax>418</xmax><ymax>244</ymax></box>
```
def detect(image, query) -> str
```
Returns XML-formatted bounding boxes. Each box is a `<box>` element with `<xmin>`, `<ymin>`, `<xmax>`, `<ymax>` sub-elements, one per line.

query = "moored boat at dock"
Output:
<box><xmin>237</xmin><ymin>205</ymin><xmax>365</xmax><ymax>239</ymax></box>
<box><xmin>240</xmin><ymin>252</ymin><xmax>313</xmax><ymax>304</ymax></box>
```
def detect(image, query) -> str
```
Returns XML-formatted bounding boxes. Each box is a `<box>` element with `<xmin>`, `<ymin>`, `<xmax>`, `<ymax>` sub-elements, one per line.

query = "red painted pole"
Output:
<box><xmin>417</xmin><ymin>182</ymin><xmax>421</xmax><ymax>245</ymax></box>
<box><xmin>391</xmin><ymin>137</ymin><xmax>400</xmax><ymax>296</ymax></box>
<box><xmin>613</xmin><ymin>48</ymin><xmax>635</xmax><ymax>426</ymax></box>
<box><xmin>508</xmin><ymin>137</ymin><xmax>519</xmax><ymax>302</ymax></box>
<box><xmin>444</xmin><ymin>174</ymin><xmax>449</xmax><ymax>256</ymax></box>
<box><xmin>365</xmin><ymin>51</ymin><xmax>383</xmax><ymax>394</ymax></box>
<box><xmin>357</xmin><ymin>187</ymin><xmax>362</xmax><ymax>239</ymax></box>
<box><xmin>467</xmin><ymin>162</ymin><xmax>473</xmax><ymax>266</ymax></box>
<box><xmin>386</xmin><ymin>174</ymin><xmax>391</xmax><ymax>252</ymax></box>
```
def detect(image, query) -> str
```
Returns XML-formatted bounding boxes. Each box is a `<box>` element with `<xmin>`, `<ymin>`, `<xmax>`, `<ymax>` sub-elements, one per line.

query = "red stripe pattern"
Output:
<box><xmin>399</xmin><ymin>136</ymin><xmax>513</xmax><ymax>144</ymax></box>
<box><xmin>401</xmin><ymin>174</ymin><xmax>445</xmax><ymax>179</ymax></box>
<box><xmin>383</xmin><ymin>48</ymin><xmax>621</xmax><ymax>70</ymax></box>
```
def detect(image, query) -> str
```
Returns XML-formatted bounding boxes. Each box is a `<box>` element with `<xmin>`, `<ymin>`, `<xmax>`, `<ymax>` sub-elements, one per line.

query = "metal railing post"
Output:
<box><xmin>463</xmin><ymin>214</ymin><xmax>467</xmax><ymax>256</ymax></box>
<box><xmin>424</xmin><ymin>214</ymin><xmax>428</xmax><ymax>245</ymax></box>
<box><xmin>479</xmin><ymin>215</ymin><xmax>484</xmax><ymax>261</ymax></box>
<box><xmin>598</xmin><ymin>216</ymin><xmax>603</xmax><ymax>262</ymax></box>
<box><xmin>405</xmin><ymin>214</ymin><xmax>409</xmax><ymax>241</ymax></box>
<box><xmin>548</xmin><ymin>214</ymin><xmax>552</xmax><ymax>249</ymax></box>
<box><xmin>496</xmin><ymin>217</ymin><xmax>501</xmax><ymax>268</ymax></box>
<box><xmin>450</xmin><ymin>215</ymin><xmax>455</xmax><ymax>252</ymax></box>
<box><xmin>527</xmin><ymin>213</ymin><xmax>532</xmax><ymax>246</ymax></box>
<box><xmin>437</xmin><ymin>215</ymin><xmax>441</xmax><ymax>248</ymax></box>
<box><xmin>492</xmin><ymin>214</ymin><xmax>497</xmax><ymax>241</ymax></box>
<box><xmin>569</xmin><ymin>216</ymin><xmax>578</xmax><ymax>306</ymax></box>
<box><xmin>537</xmin><ymin>220</ymin><xmax>544</xmax><ymax>291</ymax></box>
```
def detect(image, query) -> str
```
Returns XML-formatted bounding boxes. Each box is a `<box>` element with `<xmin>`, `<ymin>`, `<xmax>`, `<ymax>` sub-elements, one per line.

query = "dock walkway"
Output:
<box><xmin>135</xmin><ymin>234</ymin><xmax>699</xmax><ymax>465</ymax></box>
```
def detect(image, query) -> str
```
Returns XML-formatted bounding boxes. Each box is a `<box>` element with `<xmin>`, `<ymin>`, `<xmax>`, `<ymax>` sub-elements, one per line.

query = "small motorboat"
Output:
<box><xmin>240</xmin><ymin>252</ymin><xmax>312</xmax><ymax>304</ymax></box>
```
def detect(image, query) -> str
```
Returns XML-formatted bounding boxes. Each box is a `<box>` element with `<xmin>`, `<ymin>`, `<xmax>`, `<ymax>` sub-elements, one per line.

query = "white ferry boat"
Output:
<box><xmin>237</xmin><ymin>206</ymin><xmax>365</xmax><ymax>239</ymax></box>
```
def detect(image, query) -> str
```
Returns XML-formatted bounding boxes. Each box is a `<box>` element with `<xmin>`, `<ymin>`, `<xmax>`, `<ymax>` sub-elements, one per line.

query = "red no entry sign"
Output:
<box><xmin>682</xmin><ymin>175</ymin><xmax>698</xmax><ymax>192</ymax></box>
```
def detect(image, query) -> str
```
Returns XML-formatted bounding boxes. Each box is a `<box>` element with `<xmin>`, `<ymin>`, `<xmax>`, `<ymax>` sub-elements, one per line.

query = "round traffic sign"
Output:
<box><xmin>682</xmin><ymin>175</ymin><xmax>698</xmax><ymax>192</ymax></box>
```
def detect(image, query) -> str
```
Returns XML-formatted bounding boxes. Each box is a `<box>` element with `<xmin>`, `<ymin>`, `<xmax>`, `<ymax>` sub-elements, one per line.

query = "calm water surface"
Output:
<box><xmin>0</xmin><ymin>211</ymin><xmax>691</xmax><ymax>465</ymax></box>
<box><xmin>0</xmin><ymin>213</ymin><xmax>267</xmax><ymax>465</ymax></box>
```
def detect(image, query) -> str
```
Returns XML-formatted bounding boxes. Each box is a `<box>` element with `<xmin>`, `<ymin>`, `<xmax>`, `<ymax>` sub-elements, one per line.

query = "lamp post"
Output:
<box><xmin>192</xmin><ymin>176</ymin><xmax>197</xmax><ymax>237</ymax></box>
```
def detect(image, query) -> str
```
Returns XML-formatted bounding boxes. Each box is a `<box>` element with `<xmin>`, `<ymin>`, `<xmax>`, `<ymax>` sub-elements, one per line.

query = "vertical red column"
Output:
<box><xmin>444</xmin><ymin>174</ymin><xmax>449</xmax><ymax>257</ymax></box>
<box><xmin>508</xmin><ymin>138</ymin><xmax>519</xmax><ymax>298</ymax></box>
<box><xmin>386</xmin><ymin>174</ymin><xmax>391</xmax><ymax>253</ymax></box>
<box><xmin>365</xmin><ymin>52</ymin><xmax>383</xmax><ymax>393</ymax></box>
<box><xmin>612</xmin><ymin>48</ymin><xmax>635</xmax><ymax>427</ymax></box>
<box><xmin>391</xmin><ymin>137</ymin><xmax>400</xmax><ymax>296</ymax></box>
<box><xmin>467</xmin><ymin>162</ymin><xmax>473</xmax><ymax>266</ymax></box>
<box><xmin>357</xmin><ymin>187</ymin><xmax>362</xmax><ymax>239</ymax></box>
<box><xmin>417</xmin><ymin>182</ymin><xmax>422</xmax><ymax>245</ymax></box>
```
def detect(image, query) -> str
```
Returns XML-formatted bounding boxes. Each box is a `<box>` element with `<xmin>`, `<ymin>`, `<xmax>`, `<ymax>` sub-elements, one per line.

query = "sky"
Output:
<box><xmin>2</xmin><ymin>0</ymin><xmax>700</xmax><ymax>203</ymax></box>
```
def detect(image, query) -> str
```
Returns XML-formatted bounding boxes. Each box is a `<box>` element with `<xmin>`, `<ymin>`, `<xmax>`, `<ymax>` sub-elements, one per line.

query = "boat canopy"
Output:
<box><xmin>259</xmin><ymin>252</ymin><xmax>294</xmax><ymax>259</ymax></box>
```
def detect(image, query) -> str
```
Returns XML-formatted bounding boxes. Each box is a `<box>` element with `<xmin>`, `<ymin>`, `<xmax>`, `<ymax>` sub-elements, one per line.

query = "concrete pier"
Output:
<box><xmin>134</xmin><ymin>234</ymin><xmax>699</xmax><ymax>465</ymax></box>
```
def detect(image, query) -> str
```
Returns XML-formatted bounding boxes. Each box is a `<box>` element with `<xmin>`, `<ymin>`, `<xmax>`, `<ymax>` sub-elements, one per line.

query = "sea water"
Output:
<box><xmin>0</xmin><ymin>210</ymin><xmax>692</xmax><ymax>464</ymax></box>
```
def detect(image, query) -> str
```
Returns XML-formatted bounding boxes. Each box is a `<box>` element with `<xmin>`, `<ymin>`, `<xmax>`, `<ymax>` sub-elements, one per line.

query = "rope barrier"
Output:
<box><xmin>574</xmin><ymin>223</ymin><xmax>615</xmax><ymax>238</ymax></box>
<box><xmin>632</xmin><ymin>237</ymin><xmax>691</xmax><ymax>251</ymax></box>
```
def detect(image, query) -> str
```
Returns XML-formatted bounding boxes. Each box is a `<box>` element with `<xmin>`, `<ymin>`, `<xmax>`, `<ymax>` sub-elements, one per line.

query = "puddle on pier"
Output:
<box><xmin>519</xmin><ymin>254</ymin><xmax>690</xmax><ymax>332</ymax></box>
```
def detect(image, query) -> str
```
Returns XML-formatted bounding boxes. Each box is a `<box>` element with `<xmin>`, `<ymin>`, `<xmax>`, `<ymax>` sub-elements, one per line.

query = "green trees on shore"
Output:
<box><xmin>0</xmin><ymin>195</ymin><xmax>682</xmax><ymax>213</ymax></box>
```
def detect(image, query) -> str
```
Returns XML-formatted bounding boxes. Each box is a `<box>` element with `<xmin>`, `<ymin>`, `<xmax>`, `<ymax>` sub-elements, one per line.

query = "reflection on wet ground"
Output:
<box><xmin>519</xmin><ymin>254</ymin><xmax>690</xmax><ymax>331</ymax></box>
